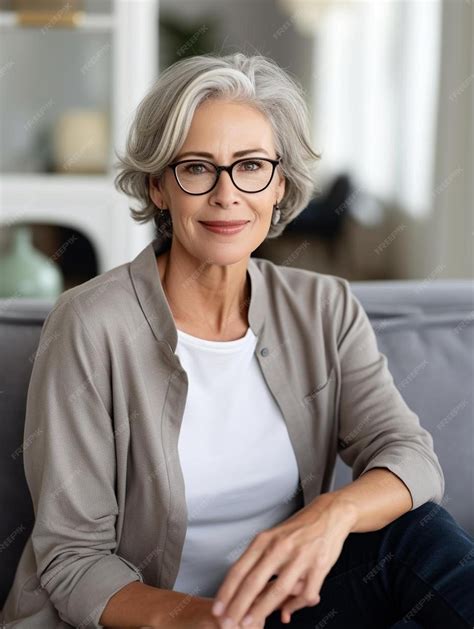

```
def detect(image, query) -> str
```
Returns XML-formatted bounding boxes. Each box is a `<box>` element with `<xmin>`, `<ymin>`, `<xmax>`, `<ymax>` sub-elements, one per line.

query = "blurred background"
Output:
<box><xmin>0</xmin><ymin>0</ymin><xmax>472</xmax><ymax>298</ymax></box>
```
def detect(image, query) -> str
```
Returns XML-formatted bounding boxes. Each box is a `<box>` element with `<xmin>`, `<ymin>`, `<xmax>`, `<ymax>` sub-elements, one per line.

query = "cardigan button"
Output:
<box><xmin>260</xmin><ymin>347</ymin><xmax>269</xmax><ymax>356</ymax></box>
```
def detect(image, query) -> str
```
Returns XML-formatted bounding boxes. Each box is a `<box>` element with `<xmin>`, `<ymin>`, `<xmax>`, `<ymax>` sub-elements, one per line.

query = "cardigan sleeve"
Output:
<box><xmin>335</xmin><ymin>278</ymin><xmax>445</xmax><ymax>511</ymax></box>
<box><xmin>23</xmin><ymin>296</ymin><xmax>143</xmax><ymax>628</ymax></box>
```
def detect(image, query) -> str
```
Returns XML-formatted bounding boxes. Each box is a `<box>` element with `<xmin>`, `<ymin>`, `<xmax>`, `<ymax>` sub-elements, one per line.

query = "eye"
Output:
<box><xmin>183</xmin><ymin>162</ymin><xmax>213</xmax><ymax>175</ymax></box>
<box><xmin>239</xmin><ymin>159</ymin><xmax>264</xmax><ymax>171</ymax></box>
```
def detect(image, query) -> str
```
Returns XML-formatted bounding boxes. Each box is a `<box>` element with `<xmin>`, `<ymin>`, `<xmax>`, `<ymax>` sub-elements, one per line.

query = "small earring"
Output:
<box><xmin>271</xmin><ymin>202</ymin><xmax>281</xmax><ymax>226</ymax></box>
<box><xmin>156</xmin><ymin>206</ymin><xmax>172</xmax><ymax>238</ymax></box>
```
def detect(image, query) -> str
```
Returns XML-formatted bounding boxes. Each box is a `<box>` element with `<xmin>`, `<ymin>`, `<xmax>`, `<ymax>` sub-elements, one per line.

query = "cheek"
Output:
<box><xmin>173</xmin><ymin>201</ymin><xmax>200</xmax><ymax>221</ymax></box>
<box><xmin>250</xmin><ymin>205</ymin><xmax>270</xmax><ymax>222</ymax></box>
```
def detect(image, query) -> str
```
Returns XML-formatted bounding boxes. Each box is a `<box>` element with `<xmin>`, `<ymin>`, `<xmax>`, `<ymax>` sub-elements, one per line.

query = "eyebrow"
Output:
<box><xmin>175</xmin><ymin>148</ymin><xmax>271</xmax><ymax>160</ymax></box>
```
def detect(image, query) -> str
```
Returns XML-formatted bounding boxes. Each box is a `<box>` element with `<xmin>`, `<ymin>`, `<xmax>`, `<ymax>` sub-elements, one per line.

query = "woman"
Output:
<box><xmin>2</xmin><ymin>53</ymin><xmax>473</xmax><ymax>629</ymax></box>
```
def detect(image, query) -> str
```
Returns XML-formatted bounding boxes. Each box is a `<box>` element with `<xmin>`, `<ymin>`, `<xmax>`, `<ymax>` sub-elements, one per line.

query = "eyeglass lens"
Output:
<box><xmin>175</xmin><ymin>159</ymin><xmax>275</xmax><ymax>193</ymax></box>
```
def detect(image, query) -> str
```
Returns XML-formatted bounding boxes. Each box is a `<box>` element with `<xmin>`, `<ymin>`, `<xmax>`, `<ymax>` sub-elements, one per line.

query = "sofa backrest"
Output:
<box><xmin>1</xmin><ymin>298</ymin><xmax>54</xmax><ymax>609</ymax></box>
<box><xmin>334</xmin><ymin>280</ymin><xmax>474</xmax><ymax>537</ymax></box>
<box><xmin>0</xmin><ymin>279</ymin><xmax>473</xmax><ymax>609</ymax></box>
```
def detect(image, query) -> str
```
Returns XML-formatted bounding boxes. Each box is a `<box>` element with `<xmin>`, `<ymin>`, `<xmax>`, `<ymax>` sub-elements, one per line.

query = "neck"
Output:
<box><xmin>156</xmin><ymin>239</ymin><xmax>250</xmax><ymax>337</ymax></box>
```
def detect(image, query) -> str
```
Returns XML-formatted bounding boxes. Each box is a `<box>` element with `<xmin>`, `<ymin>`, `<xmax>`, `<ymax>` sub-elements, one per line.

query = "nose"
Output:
<box><xmin>208</xmin><ymin>167</ymin><xmax>240</xmax><ymax>207</ymax></box>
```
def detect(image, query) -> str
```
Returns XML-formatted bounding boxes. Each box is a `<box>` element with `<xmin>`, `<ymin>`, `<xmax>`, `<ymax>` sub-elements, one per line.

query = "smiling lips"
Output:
<box><xmin>199</xmin><ymin>220</ymin><xmax>250</xmax><ymax>234</ymax></box>
<box><xmin>199</xmin><ymin>220</ymin><xmax>250</xmax><ymax>226</ymax></box>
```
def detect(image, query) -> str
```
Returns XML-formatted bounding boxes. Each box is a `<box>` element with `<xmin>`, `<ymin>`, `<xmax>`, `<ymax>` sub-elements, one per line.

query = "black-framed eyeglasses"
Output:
<box><xmin>167</xmin><ymin>155</ymin><xmax>282</xmax><ymax>195</ymax></box>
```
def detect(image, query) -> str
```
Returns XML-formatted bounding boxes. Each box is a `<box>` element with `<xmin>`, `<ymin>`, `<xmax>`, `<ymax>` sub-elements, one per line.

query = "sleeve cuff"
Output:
<box><xmin>52</xmin><ymin>553</ymin><xmax>143</xmax><ymax>628</ymax></box>
<box><xmin>358</xmin><ymin>451</ymin><xmax>445</xmax><ymax>511</ymax></box>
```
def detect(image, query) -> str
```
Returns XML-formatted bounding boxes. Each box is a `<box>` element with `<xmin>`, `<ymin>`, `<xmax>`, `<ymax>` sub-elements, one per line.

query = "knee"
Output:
<box><xmin>394</xmin><ymin>500</ymin><xmax>456</xmax><ymax>535</ymax></box>
<box><xmin>382</xmin><ymin>501</ymin><xmax>444</xmax><ymax>548</ymax></box>
<box><xmin>387</xmin><ymin>500</ymin><xmax>471</xmax><ymax>557</ymax></box>
<box><xmin>413</xmin><ymin>500</ymin><xmax>452</xmax><ymax>528</ymax></box>
<box><xmin>385</xmin><ymin>500</ymin><xmax>474</xmax><ymax>585</ymax></box>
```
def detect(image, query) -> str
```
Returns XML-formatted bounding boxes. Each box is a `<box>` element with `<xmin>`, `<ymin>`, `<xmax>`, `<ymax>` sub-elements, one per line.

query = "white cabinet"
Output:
<box><xmin>0</xmin><ymin>0</ymin><xmax>159</xmax><ymax>272</ymax></box>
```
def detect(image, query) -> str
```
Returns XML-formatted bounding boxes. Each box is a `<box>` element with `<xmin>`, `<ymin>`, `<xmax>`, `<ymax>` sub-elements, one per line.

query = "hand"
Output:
<box><xmin>193</xmin><ymin>598</ymin><xmax>265</xmax><ymax>629</ymax></box>
<box><xmin>210</xmin><ymin>495</ymin><xmax>357</xmax><ymax>627</ymax></box>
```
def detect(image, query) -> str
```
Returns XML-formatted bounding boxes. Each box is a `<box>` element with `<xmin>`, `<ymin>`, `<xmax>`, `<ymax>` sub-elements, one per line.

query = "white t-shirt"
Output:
<box><xmin>172</xmin><ymin>325</ymin><xmax>303</xmax><ymax>598</ymax></box>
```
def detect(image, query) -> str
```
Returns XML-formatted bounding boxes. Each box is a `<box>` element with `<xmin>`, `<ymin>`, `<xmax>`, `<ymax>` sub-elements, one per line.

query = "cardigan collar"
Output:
<box><xmin>129</xmin><ymin>233</ymin><xmax>266</xmax><ymax>352</ymax></box>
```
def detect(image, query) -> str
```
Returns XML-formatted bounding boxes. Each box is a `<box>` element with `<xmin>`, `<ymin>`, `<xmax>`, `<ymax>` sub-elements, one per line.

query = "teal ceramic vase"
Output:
<box><xmin>0</xmin><ymin>225</ymin><xmax>64</xmax><ymax>298</ymax></box>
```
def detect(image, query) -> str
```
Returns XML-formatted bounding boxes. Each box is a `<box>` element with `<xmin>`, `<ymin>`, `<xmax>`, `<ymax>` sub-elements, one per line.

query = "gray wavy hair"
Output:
<box><xmin>114</xmin><ymin>52</ymin><xmax>322</xmax><ymax>240</ymax></box>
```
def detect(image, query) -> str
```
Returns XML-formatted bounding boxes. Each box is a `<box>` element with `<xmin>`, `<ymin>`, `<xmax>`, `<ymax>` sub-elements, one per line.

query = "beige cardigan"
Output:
<box><xmin>1</xmin><ymin>235</ymin><xmax>444</xmax><ymax>628</ymax></box>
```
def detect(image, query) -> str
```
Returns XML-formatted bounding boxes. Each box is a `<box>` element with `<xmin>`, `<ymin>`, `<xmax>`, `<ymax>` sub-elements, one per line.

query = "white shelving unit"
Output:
<box><xmin>0</xmin><ymin>0</ymin><xmax>158</xmax><ymax>272</ymax></box>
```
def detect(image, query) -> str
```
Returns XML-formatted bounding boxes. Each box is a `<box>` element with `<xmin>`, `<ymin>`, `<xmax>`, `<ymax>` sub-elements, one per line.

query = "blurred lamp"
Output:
<box><xmin>276</xmin><ymin>0</ymin><xmax>355</xmax><ymax>35</ymax></box>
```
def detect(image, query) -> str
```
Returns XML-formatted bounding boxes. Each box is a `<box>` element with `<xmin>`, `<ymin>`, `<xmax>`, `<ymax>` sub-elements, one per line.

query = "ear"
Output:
<box><xmin>149</xmin><ymin>174</ymin><xmax>163</xmax><ymax>207</ymax></box>
<box><xmin>277</xmin><ymin>171</ymin><xmax>286</xmax><ymax>204</ymax></box>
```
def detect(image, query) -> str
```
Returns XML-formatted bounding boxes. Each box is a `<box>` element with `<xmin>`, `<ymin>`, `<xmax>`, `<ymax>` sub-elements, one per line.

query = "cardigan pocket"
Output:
<box><xmin>300</xmin><ymin>367</ymin><xmax>338</xmax><ymax>462</ymax></box>
<box><xmin>302</xmin><ymin>366</ymin><xmax>336</xmax><ymax>407</ymax></box>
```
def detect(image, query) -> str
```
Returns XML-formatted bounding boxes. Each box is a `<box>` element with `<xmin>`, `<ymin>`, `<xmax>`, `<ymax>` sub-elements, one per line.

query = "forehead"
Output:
<box><xmin>182</xmin><ymin>99</ymin><xmax>275</xmax><ymax>152</ymax></box>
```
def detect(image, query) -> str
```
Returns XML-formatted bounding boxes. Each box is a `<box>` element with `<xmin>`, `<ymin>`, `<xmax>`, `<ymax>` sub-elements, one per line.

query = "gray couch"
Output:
<box><xmin>1</xmin><ymin>279</ymin><xmax>473</xmax><ymax>626</ymax></box>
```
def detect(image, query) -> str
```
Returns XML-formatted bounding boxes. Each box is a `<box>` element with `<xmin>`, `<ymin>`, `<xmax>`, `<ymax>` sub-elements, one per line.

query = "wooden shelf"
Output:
<box><xmin>0</xmin><ymin>10</ymin><xmax>115</xmax><ymax>32</ymax></box>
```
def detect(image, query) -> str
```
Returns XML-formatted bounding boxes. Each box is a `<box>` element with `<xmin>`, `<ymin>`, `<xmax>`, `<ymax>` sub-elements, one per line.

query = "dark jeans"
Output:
<box><xmin>263</xmin><ymin>501</ymin><xmax>474</xmax><ymax>628</ymax></box>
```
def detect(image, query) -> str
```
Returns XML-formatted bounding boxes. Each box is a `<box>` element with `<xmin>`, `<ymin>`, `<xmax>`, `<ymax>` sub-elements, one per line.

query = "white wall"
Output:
<box><xmin>390</xmin><ymin>0</ymin><xmax>473</xmax><ymax>280</ymax></box>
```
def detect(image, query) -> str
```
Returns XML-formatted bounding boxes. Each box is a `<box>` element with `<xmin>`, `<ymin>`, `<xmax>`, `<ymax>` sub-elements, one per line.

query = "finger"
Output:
<box><xmin>240</xmin><ymin>581</ymin><xmax>302</xmax><ymax>626</ymax></box>
<box><xmin>275</xmin><ymin>578</ymin><xmax>305</xmax><ymax>612</ymax></box>
<box><xmin>212</xmin><ymin>533</ymin><xmax>268</xmax><ymax>620</ymax></box>
<box><xmin>280</xmin><ymin>605</ymin><xmax>293</xmax><ymax>624</ymax></box>
<box><xmin>237</xmin><ymin>561</ymin><xmax>309</xmax><ymax>626</ymax></box>
<box><xmin>277</xmin><ymin>592</ymin><xmax>300</xmax><ymax>624</ymax></box>
<box><xmin>226</xmin><ymin>547</ymin><xmax>301</xmax><ymax>623</ymax></box>
<box><xmin>259</xmin><ymin>576</ymin><xmax>305</xmax><ymax>605</ymax></box>
<box><xmin>217</xmin><ymin>574</ymin><xmax>302</xmax><ymax>628</ymax></box>
<box><xmin>222</xmin><ymin>568</ymin><xmax>285</xmax><ymax>627</ymax></box>
<box><xmin>290</xmin><ymin>579</ymin><xmax>305</xmax><ymax>596</ymax></box>
<box><xmin>281</xmin><ymin>590</ymin><xmax>319</xmax><ymax>617</ymax></box>
<box><xmin>214</xmin><ymin>536</ymin><xmax>289</xmax><ymax>625</ymax></box>
<box><xmin>238</xmin><ymin>621</ymin><xmax>265</xmax><ymax>629</ymax></box>
<box><xmin>280</xmin><ymin>564</ymin><xmax>327</xmax><ymax>617</ymax></box>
